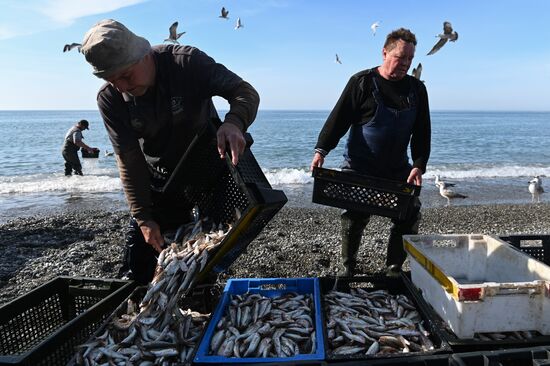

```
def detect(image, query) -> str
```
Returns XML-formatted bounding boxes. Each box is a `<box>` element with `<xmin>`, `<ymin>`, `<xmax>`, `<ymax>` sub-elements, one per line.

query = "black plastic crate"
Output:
<box><xmin>498</xmin><ymin>234</ymin><xmax>550</xmax><ymax>265</ymax></box>
<box><xmin>328</xmin><ymin>354</ymin><xmax>452</xmax><ymax>365</ymax></box>
<box><xmin>161</xmin><ymin>120</ymin><xmax>287</xmax><ymax>279</ymax></box>
<box><xmin>312</xmin><ymin>167</ymin><xmax>420</xmax><ymax>220</ymax></box>
<box><xmin>0</xmin><ymin>277</ymin><xmax>134</xmax><ymax>366</ymax></box>
<box><xmin>401</xmin><ymin>272</ymin><xmax>550</xmax><ymax>352</ymax></box>
<box><xmin>81</xmin><ymin>149</ymin><xmax>99</xmax><ymax>158</ymax></box>
<box><xmin>319</xmin><ymin>275</ymin><xmax>451</xmax><ymax>364</ymax></box>
<box><xmin>69</xmin><ymin>282</ymin><xmax>222</xmax><ymax>365</ymax></box>
<box><xmin>448</xmin><ymin>346</ymin><xmax>550</xmax><ymax>366</ymax></box>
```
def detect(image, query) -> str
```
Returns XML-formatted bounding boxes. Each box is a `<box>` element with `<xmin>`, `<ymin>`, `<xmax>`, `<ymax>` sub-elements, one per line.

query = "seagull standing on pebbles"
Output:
<box><xmin>434</xmin><ymin>174</ymin><xmax>455</xmax><ymax>189</ymax></box>
<box><xmin>528</xmin><ymin>176</ymin><xmax>544</xmax><ymax>203</ymax></box>
<box><xmin>63</xmin><ymin>43</ymin><xmax>82</xmax><ymax>53</ymax></box>
<box><xmin>219</xmin><ymin>7</ymin><xmax>229</xmax><ymax>19</ymax></box>
<box><xmin>436</xmin><ymin>181</ymin><xmax>467</xmax><ymax>207</ymax></box>
<box><xmin>164</xmin><ymin>22</ymin><xmax>185</xmax><ymax>44</ymax></box>
<box><xmin>427</xmin><ymin>21</ymin><xmax>458</xmax><ymax>55</ymax></box>
<box><xmin>335</xmin><ymin>53</ymin><xmax>342</xmax><ymax>64</ymax></box>
<box><xmin>234</xmin><ymin>17</ymin><xmax>243</xmax><ymax>30</ymax></box>
<box><xmin>371</xmin><ymin>21</ymin><xmax>380</xmax><ymax>36</ymax></box>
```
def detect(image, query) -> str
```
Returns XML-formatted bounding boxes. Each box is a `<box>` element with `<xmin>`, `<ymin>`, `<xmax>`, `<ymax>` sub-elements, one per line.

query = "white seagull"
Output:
<box><xmin>412</xmin><ymin>63</ymin><xmax>423</xmax><ymax>81</ymax></box>
<box><xmin>219</xmin><ymin>7</ymin><xmax>229</xmax><ymax>19</ymax></box>
<box><xmin>104</xmin><ymin>150</ymin><xmax>114</xmax><ymax>157</ymax></box>
<box><xmin>371</xmin><ymin>21</ymin><xmax>380</xmax><ymax>36</ymax></box>
<box><xmin>436</xmin><ymin>181</ymin><xmax>467</xmax><ymax>207</ymax></box>
<box><xmin>335</xmin><ymin>53</ymin><xmax>342</xmax><ymax>64</ymax></box>
<box><xmin>63</xmin><ymin>43</ymin><xmax>82</xmax><ymax>53</ymax></box>
<box><xmin>427</xmin><ymin>21</ymin><xmax>458</xmax><ymax>56</ymax></box>
<box><xmin>234</xmin><ymin>17</ymin><xmax>244</xmax><ymax>30</ymax></box>
<box><xmin>164</xmin><ymin>21</ymin><xmax>185</xmax><ymax>44</ymax></box>
<box><xmin>434</xmin><ymin>174</ymin><xmax>456</xmax><ymax>189</ymax></box>
<box><xmin>528</xmin><ymin>176</ymin><xmax>544</xmax><ymax>203</ymax></box>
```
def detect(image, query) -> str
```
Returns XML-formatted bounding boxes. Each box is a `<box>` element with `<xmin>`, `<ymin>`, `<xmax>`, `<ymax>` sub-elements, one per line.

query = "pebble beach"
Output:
<box><xmin>1</xmin><ymin>203</ymin><xmax>550</xmax><ymax>306</ymax></box>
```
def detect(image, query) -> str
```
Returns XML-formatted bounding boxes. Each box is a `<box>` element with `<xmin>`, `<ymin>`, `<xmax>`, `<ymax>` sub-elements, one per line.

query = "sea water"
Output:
<box><xmin>0</xmin><ymin>110</ymin><xmax>549</xmax><ymax>222</ymax></box>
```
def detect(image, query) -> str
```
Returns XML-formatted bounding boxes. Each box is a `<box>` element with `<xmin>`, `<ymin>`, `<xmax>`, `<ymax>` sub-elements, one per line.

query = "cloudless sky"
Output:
<box><xmin>1</xmin><ymin>0</ymin><xmax>549</xmax><ymax>111</ymax></box>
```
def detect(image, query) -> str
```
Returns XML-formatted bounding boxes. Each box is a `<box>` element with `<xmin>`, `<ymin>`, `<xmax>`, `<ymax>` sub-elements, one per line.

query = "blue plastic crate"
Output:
<box><xmin>194</xmin><ymin>278</ymin><xmax>325</xmax><ymax>364</ymax></box>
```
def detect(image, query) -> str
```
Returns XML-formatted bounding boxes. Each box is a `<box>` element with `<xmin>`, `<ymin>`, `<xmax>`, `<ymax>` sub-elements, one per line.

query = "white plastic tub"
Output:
<box><xmin>403</xmin><ymin>234</ymin><xmax>550</xmax><ymax>338</ymax></box>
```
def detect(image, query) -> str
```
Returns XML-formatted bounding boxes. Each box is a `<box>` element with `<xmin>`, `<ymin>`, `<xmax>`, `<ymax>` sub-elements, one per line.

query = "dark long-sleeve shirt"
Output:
<box><xmin>97</xmin><ymin>45</ymin><xmax>260</xmax><ymax>224</ymax></box>
<box><xmin>315</xmin><ymin>67</ymin><xmax>431</xmax><ymax>173</ymax></box>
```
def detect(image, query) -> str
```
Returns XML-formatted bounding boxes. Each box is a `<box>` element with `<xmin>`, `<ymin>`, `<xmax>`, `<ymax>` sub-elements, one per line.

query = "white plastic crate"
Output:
<box><xmin>403</xmin><ymin>234</ymin><xmax>550</xmax><ymax>338</ymax></box>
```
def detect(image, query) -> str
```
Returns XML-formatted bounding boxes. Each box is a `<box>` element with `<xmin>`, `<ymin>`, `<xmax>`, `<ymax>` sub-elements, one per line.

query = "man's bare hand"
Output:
<box><xmin>407</xmin><ymin>167</ymin><xmax>423</xmax><ymax>186</ymax></box>
<box><xmin>310</xmin><ymin>152</ymin><xmax>325</xmax><ymax>172</ymax></box>
<box><xmin>139</xmin><ymin>220</ymin><xmax>164</xmax><ymax>253</ymax></box>
<box><xmin>217</xmin><ymin>123</ymin><xmax>246</xmax><ymax>166</ymax></box>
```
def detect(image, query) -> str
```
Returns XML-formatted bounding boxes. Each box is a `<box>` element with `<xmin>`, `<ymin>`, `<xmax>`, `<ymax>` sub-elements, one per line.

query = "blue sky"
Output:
<box><xmin>1</xmin><ymin>0</ymin><xmax>549</xmax><ymax>111</ymax></box>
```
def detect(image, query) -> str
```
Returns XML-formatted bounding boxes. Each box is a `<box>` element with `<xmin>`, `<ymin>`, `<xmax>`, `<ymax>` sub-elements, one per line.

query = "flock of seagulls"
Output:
<box><xmin>434</xmin><ymin>175</ymin><xmax>545</xmax><ymax>207</ymax></box>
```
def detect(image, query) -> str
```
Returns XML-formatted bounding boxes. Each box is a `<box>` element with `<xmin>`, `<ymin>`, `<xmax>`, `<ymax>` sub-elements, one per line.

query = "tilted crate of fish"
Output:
<box><xmin>319</xmin><ymin>275</ymin><xmax>451</xmax><ymax>363</ymax></box>
<box><xmin>403</xmin><ymin>234</ymin><xmax>550</xmax><ymax>340</ymax></box>
<box><xmin>71</xmin><ymin>220</ymin><xmax>229</xmax><ymax>365</ymax></box>
<box><xmin>194</xmin><ymin>277</ymin><xmax>325</xmax><ymax>364</ymax></box>
<box><xmin>162</xmin><ymin>120</ymin><xmax>287</xmax><ymax>281</ymax></box>
<box><xmin>402</xmin><ymin>272</ymin><xmax>550</xmax><ymax>352</ymax></box>
<box><xmin>498</xmin><ymin>234</ymin><xmax>550</xmax><ymax>265</ymax></box>
<box><xmin>311</xmin><ymin>167</ymin><xmax>421</xmax><ymax>220</ymax></box>
<box><xmin>0</xmin><ymin>277</ymin><xmax>134</xmax><ymax>366</ymax></box>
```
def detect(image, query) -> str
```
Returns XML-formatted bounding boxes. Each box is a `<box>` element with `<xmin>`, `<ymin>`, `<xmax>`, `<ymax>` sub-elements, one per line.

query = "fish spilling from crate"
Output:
<box><xmin>75</xmin><ymin>220</ymin><xmax>228</xmax><ymax>365</ymax></box>
<box><xmin>210</xmin><ymin>292</ymin><xmax>317</xmax><ymax>358</ymax></box>
<box><xmin>324</xmin><ymin>288</ymin><xmax>435</xmax><ymax>356</ymax></box>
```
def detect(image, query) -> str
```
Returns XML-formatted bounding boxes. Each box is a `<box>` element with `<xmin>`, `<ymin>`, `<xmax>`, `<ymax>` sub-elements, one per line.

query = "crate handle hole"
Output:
<box><xmin>348</xmin><ymin>282</ymin><xmax>375</xmax><ymax>289</ymax></box>
<box><xmin>433</xmin><ymin>240</ymin><xmax>457</xmax><ymax>248</ymax></box>
<box><xmin>258</xmin><ymin>284</ymin><xmax>287</xmax><ymax>291</ymax></box>
<box><xmin>519</xmin><ymin>240</ymin><xmax>543</xmax><ymax>248</ymax></box>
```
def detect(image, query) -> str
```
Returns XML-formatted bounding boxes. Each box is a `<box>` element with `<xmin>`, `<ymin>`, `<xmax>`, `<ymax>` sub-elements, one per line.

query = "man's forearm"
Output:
<box><xmin>223</xmin><ymin>81</ymin><xmax>260</xmax><ymax>131</ymax></box>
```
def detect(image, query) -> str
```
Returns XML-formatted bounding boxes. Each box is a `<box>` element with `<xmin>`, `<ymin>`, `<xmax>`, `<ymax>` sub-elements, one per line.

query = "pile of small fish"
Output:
<box><xmin>75</xmin><ymin>220</ymin><xmax>229</xmax><ymax>365</ymax></box>
<box><xmin>209</xmin><ymin>292</ymin><xmax>317</xmax><ymax>358</ymax></box>
<box><xmin>324</xmin><ymin>287</ymin><xmax>435</xmax><ymax>357</ymax></box>
<box><xmin>473</xmin><ymin>330</ymin><xmax>540</xmax><ymax>341</ymax></box>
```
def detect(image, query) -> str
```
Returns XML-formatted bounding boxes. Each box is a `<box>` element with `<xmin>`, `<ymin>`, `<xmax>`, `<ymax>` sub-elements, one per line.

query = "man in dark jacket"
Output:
<box><xmin>310</xmin><ymin>28</ymin><xmax>431</xmax><ymax>277</ymax></box>
<box><xmin>61</xmin><ymin>119</ymin><xmax>98</xmax><ymax>176</ymax></box>
<box><xmin>80</xmin><ymin>19</ymin><xmax>260</xmax><ymax>284</ymax></box>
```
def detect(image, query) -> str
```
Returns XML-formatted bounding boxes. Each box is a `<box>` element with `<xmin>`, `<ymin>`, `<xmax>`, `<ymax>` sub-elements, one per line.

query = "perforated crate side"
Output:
<box><xmin>312</xmin><ymin>167</ymin><xmax>420</xmax><ymax>220</ymax></box>
<box><xmin>0</xmin><ymin>277</ymin><xmax>134</xmax><ymax>366</ymax></box>
<box><xmin>448</xmin><ymin>346</ymin><xmax>550</xmax><ymax>366</ymax></box>
<box><xmin>499</xmin><ymin>234</ymin><xmax>550</xmax><ymax>265</ymax></box>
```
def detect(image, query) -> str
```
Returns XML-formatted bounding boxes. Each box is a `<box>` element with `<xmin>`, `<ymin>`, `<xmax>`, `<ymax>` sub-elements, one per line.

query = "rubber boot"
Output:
<box><xmin>386</xmin><ymin>197</ymin><xmax>421</xmax><ymax>271</ymax></box>
<box><xmin>339</xmin><ymin>211</ymin><xmax>370</xmax><ymax>277</ymax></box>
<box><xmin>64</xmin><ymin>162</ymin><xmax>72</xmax><ymax>176</ymax></box>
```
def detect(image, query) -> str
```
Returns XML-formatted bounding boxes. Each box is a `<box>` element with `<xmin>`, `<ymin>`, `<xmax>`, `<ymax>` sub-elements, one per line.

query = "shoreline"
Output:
<box><xmin>1</xmin><ymin>203</ymin><xmax>550</xmax><ymax>306</ymax></box>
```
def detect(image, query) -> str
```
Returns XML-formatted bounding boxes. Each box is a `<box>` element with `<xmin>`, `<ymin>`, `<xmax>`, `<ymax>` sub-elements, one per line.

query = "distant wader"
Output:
<box><xmin>340</xmin><ymin>74</ymin><xmax>421</xmax><ymax>276</ymax></box>
<box><xmin>62</xmin><ymin>126</ymin><xmax>83</xmax><ymax>176</ymax></box>
<box><xmin>119</xmin><ymin>86</ymin><xmax>215</xmax><ymax>285</ymax></box>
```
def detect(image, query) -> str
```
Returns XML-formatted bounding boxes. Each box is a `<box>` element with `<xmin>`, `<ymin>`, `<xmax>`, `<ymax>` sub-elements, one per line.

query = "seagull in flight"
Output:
<box><xmin>219</xmin><ymin>7</ymin><xmax>229</xmax><ymax>19</ymax></box>
<box><xmin>164</xmin><ymin>21</ymin><xmax>185</xmax><ymax>44</ymax></box>
<box><xmin>427</xmin><ymin>21</ymin><xmax>458</xmax><ymax>56</ymax></box>
<box><xmin>63</xmin><ymin>43</ymin><xmax>82</xmax><ymax>53</ymax></box>
<box><xmin>371</xmin><ymin>21</ymin><xmax>380</xmax><ymax>36</ymax></box>
<box><xmin>412</xmin><ymin>63</ymin><xmax>423</xmax><ymax>81</ymax></box>
<box><xmin>104</xmin><ymin>150</ymin><xmax>114</xmax><ymax>157</ymax></box>
<box><xmin>335</xmin><ymin>53</ymin><xmax>342</xmax><ymax>64</ymax></box>
<box><xmin>528</xmin><ymin>176</ymin><xmax>544</xmax><ymax>203</ymax></box>
<box><xmin>436</xmin><ymin>181</ymin><xmax>467</xmax><ymax>206</ymax></box>
<box><xmin>235</xmin><ymin>17</ymin><xmax>244</xmax><ymax>30</ymax></box>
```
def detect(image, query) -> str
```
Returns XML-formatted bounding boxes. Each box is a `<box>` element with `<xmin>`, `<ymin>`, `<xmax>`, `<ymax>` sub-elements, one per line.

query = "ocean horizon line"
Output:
<box><xmin>1</xmin><ymin>109</ymin><xmax>550</xmax><ymax>113</ymax></box>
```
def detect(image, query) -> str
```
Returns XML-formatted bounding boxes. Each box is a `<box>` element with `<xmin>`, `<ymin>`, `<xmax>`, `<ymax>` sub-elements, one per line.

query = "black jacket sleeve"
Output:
<box><xmin>315</xmin><ymin>75</ymin><xmax>361</xmax><ymax>153</ymax></box>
